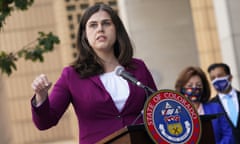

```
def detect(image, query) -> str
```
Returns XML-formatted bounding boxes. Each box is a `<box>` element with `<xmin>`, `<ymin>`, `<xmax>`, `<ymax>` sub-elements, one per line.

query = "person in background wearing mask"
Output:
<box><xmin>208</xmin><ymin>63</ymin><xmax>240</xmax><ymax>143</ymax></box>
<box><xmin>175</xmin><ymin>66</ymin><xmax>234</xmax><ymax>144</ymax></box>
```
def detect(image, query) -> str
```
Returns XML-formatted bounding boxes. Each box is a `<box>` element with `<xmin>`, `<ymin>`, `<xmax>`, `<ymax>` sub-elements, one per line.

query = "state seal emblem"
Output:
<box><xmin>143</xmin><ymin>89</ymin><xmax>201</xmax><ymax>144</ymax></box>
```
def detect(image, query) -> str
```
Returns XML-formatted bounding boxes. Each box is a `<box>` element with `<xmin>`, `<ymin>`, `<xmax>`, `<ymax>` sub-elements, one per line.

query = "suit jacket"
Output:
<box><xmin>203</xmin><ymin>102</ymin><xmax>235</xmax><ymax>144</ymax></box>
<box><xmin>31</xmin><ymin>58</ymin><xmax>157</xmax><ymax>144</ymax></box>
<box><xmin>211</xmin><ymin>90</ymin><xmax>240</xmax><ymax>144</ymax></box>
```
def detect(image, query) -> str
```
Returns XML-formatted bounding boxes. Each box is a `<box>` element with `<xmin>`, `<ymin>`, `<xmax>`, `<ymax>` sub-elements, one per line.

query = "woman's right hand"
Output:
<box><xmin>31</xmin><ymin>74</ymin><xmax>52</xmax><ymax>105</ymax></box>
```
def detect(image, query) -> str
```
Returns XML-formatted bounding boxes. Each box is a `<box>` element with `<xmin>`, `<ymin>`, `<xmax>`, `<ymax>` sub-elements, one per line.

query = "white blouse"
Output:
<box><xmin>100</xmin><ymin>71</ymin><xmax>130</xmax><ymax>112</ymax></box>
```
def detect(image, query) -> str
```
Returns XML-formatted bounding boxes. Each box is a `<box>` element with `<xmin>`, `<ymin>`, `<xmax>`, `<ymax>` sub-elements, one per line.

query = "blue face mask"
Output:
<box><xmin>211</xmin><ymin>75</ymin><xmax>230</xmax><ymax>93</ymax></box>
<box><xmin>181</xmin><ymin>87</ymin><xmax>202</xmax><ymax>102</ymax></box>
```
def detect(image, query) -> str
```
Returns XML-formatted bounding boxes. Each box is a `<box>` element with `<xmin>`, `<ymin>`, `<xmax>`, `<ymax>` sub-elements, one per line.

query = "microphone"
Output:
<box><xmin>115</xmin><ymin>66</ymin><xmax>156</xmax><ymax>125</ymax></box>
<box><xmin>115</xmin><ymin>66</ymin><xmax>156</xmax><ymax>94</ymax></box>
<box><xmin>115</xmin><ymin>66</ymin><xmax>145</xmax><ymax>88</ymax></box>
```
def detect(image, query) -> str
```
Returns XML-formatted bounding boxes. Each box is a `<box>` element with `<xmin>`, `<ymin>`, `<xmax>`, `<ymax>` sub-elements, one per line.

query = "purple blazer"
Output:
<box><xmin>31</xmin><ymin>58</ymin><xmax>157</xmax><ymax>144</ymax></box>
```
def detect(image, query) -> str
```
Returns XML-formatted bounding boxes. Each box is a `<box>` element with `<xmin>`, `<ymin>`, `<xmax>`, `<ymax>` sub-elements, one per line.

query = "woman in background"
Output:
<box><xmin>175</xmin><ymin>66</ymin><xmax>234</xmax><ymax>144</ymax></box>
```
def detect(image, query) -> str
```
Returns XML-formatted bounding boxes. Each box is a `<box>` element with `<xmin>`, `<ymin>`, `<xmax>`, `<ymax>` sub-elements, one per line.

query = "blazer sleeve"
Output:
<box><xmin>31</xmin><ymin>67</ymin><xmax>72</xmax><ymax>130</ymax></box>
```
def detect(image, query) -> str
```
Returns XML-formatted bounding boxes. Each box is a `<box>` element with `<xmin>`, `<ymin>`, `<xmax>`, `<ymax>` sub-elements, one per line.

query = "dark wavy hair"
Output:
<box><xmin>71</xmin><ymin>3</ymin><xmax>133</xmax><ymax>78</ymax></box>
<box><xmin>175</xmin><ymin>66</ymin><xmax>211</xmax><ymax>103</ymax></box>
<box><xmin>207</xmin><ymin>63</ymin><xmax>231</xmax><ymax>75</ymax></box>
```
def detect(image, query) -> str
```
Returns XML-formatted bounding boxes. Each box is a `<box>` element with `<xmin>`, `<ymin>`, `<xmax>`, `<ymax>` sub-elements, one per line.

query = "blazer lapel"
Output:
<box><xmin>216</xmin><ymin>95</ymin><xmax>232</xmax><ymax>121</ymax></box>
<box><xmin>89</xmin><ymin>75</ymin><xmax>122</xmax><ymax>113</ymax></box>
<box><xmin>89</xmin><ymin>75</ymin><xmax>105</xmax><ymax>89</ymax></box>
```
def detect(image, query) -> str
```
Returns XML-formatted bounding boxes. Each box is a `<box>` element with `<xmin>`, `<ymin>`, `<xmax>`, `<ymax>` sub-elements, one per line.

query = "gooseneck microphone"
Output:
<box><xmin>115</xmin><ymin>66</ymin><xmax>156</xmax><ymax>94</ymax></box>
<box><xmin>115</xmin><ymin>66</ymin><xmax>145</xmax><ymax>88</ymax></box>
<box><xmin>115</xmin><ymin>65</ymin><xmax>156</xmax><ymax>125</ymax></box>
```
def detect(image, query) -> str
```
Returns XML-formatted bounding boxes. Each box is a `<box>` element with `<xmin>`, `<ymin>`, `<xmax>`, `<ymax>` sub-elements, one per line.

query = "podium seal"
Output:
<box><xmin>143</xmin><ymin>89</ymin><xmax>201</xmax><ymax>144</ymax></box>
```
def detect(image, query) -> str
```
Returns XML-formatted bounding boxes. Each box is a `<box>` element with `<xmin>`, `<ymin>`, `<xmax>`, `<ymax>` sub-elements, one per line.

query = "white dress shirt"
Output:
<box><xmin>219</xmin><ymin>88</ymin><xmax>239</xmax><ymax>119</ymax></box>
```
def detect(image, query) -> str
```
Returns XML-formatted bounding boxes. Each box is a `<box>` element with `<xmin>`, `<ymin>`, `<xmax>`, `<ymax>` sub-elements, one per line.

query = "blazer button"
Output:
<box><xmin>116</xmin><ymin>115</ymin><xmax>121</xmax><ymax>119</ymax></box>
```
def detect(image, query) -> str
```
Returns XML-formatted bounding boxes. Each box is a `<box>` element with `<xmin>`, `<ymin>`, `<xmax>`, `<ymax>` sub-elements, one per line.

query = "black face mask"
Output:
<box><xmin>181</xmin><ymin>87</ymin><xmax>202</xmax><ymax>102</ymax></box>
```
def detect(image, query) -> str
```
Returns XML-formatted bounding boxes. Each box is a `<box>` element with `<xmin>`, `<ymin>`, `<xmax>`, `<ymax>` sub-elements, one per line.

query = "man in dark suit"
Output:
<box><xmin>208</xmin><ymin>63</ymin><xmax>240</xmax><ymax>144</ymax></box>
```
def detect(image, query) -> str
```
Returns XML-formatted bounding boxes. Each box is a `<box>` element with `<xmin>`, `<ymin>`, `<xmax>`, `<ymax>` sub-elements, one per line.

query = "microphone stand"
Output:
<box><xmin>131</xmin><ymin>84</ymin><xmax>156</xmax><ymax>125</ymax></box>
<box><xmin>144</xmin><ymin>86</ymin><xmax>156</xmax><ymax>95</ymax></box>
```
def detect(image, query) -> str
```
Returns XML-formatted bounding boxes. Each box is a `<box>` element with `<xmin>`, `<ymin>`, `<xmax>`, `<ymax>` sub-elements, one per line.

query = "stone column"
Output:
<box><xmin>118</xmin><ymin>0</ymin><xmax>199</xmax><ymax>89</ymax></box>
<box><xmin>213</xmin><ymin>0</ymin><xmax>240</xmax><ymax>89</ymax></box>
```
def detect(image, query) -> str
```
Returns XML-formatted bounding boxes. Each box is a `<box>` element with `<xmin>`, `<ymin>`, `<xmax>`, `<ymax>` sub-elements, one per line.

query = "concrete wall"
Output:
<box><xmin>0</xmin><ymin>79</ymin><xmax>10</xmax><ymax>143</ymax></box>
<box><xmin>0</xmin><ymin>1</ymin><xmax>75</xmax><ymax>143</ymax></box>
<box><xmin>118</xmin><ymin>0</ymin><xmax>199</xmax><ymax>90</ymax></box>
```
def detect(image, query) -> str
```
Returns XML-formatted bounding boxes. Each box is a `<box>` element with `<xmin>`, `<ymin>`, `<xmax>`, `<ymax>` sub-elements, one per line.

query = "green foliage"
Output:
<box><xmin>0</xmin><ymin>51</ymin><xmax>17</xmax><ymax>75</ymax></box>
<box><xmin>0</xmin><ymin>32</ymin><xmax>60</xmax><ymax>76</ymax></box>
<box><xmin>0</xmin><ymin>0</ymin><xmax>34</xmax><ymax>28</ymax></box>
<box><xmin>0</xmin><ymin>0</ymin><xmax>61</xmax><ymax>76</ymax></box>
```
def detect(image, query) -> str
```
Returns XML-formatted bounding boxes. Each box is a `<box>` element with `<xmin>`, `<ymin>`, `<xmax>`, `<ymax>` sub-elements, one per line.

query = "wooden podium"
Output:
<box><xmin>96</xmin><ymin>114</ymin><xmax>221</xmax><ymax>144</ymax></box>
<box><xmin>96</xmin><ymin>124</ymin><xmax>153</xmax><ymax>144</ymax></box>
